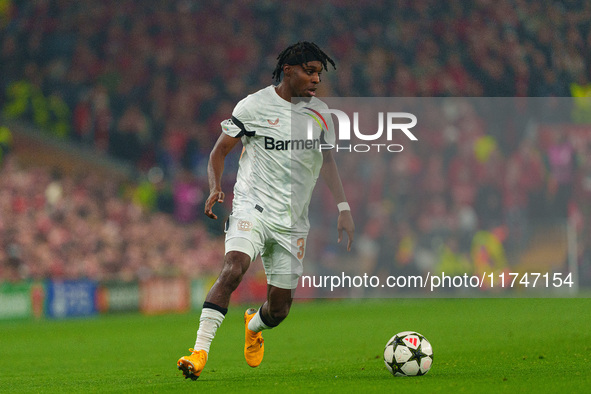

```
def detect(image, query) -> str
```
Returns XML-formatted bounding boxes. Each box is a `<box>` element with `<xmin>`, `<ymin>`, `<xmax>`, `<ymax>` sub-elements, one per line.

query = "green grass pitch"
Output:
<box><xmin>1</xmin><ymin>298</ymin><xmax>590</xmax><ymax>393</ymax></box>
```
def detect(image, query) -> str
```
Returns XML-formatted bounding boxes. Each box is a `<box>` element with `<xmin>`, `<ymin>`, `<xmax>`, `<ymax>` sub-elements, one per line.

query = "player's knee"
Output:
<box><xmin>219</xmin><ymin>253</ymin><xmax>250</xmax><ymax>289</ymax></box>
<box><xmin>219</xmin><ymin>265</ymin><xmax>244</xmax><ymax>288</ymax></box>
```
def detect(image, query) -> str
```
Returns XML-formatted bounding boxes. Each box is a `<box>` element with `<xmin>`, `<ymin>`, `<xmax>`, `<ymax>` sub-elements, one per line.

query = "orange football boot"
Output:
<box><xmin>244</xmin><ymin>308</ymin><xmax>265</xmax><ymax>367</ymax></box>
<box><xmin>177</xmin><ymin>348</ymin><xmax>207</xmax><ymax>380</ymax></box>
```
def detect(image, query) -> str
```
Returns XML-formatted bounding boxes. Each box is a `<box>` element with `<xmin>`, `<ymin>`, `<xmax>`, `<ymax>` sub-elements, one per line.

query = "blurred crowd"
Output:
<box><xmin>3</xmin><ymin>0</ymin><xmax>591</xmax><ymax>175</ymax></box>
<box><xmin>0</xmin><ymin>155</ymin><xmax>224</xmax><ymax>281</ymax></box>
<box><xmin>1</xmin><ymin>0</ymin><xmax>591</xmax><ymax>285</ymax></box>
<box><xmin>306</xmin><ymin>99</ymin><xmax>591</xmax><ymax>288</ymax></box>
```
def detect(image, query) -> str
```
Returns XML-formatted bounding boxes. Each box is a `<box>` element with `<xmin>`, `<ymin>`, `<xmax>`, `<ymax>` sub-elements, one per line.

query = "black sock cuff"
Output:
<box><xmin>259</xmin><ymin>305</ymin><xmax>279</xmax><ymax>328</ymax></box>
<box><xmin>203</xmin><ymin>301</ymin><xmax>228</xmax><ymax>316</ymax></box>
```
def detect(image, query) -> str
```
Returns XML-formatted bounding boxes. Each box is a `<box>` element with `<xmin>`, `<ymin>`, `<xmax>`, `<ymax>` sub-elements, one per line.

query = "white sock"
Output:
<box><xmin>247</xmin><ymin>308</ymin><xmax>271</xmax><ymax>332</ymax></box>
<box><xmin>194</xmin><ymin>308</ymin><xmax>225</xmax><ymax>353</ymax></box>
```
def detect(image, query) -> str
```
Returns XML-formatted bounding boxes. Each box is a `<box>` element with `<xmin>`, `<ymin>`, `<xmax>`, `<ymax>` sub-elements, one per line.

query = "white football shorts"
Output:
<box><xmin>224</xmin><ymin>209</ymin><xmax>307</xmax><ymax>290</ymax></box>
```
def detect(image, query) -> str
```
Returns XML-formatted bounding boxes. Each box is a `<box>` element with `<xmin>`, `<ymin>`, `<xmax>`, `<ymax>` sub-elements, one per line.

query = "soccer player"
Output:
<box><xmin>177</xmin><ymin>41</ymin><xmax>355</xmax><ymax>380</ymax></box>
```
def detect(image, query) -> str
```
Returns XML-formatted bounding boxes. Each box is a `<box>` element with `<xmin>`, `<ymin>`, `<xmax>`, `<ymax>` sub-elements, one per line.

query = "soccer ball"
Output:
<box><xmin>383</xmin><ymin>331</ymin><xmax>433</xmax><ymax>376</ymax></box>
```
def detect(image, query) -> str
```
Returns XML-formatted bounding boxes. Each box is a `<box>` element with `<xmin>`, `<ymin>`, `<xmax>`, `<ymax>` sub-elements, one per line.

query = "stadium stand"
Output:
<box><xmin>1</xmin><ymin>0</ymin><xmax>590</xmax><ymax>289</ymax></box>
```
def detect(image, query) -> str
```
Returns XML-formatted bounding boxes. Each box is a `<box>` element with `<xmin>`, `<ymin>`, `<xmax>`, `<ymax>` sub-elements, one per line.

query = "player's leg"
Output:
<box><xmin>178</xmin><ymin>212</ymin><xmax>261</xmax><ymax>379</ymax></box>
<box><xmin>196</xmin><ymin>250</ymin><xmax>252</xmax><ymax>352</ymax></box>
<box><xmin>258</xmin><ymin>285</ymin><xmax>294</xmax><ymax>326</ymax></box>
<box><xmin>244</xmin><ymin>240</ymin><xmax>301</xmax><ymax>367</ymax></box>
<box><xmin>206</xmin><ymin>250</ymin><xmax>252</xmax><ymax>308</ymax></box>
<box><xmin>244</xmin><ymin>285</ymin><xmax>293</xmax><ymax>367</ymax></box>
<box><xmin>178</xmin><ymin>250</ymin><xmax>251</xmax><ymax>379</ymax></box>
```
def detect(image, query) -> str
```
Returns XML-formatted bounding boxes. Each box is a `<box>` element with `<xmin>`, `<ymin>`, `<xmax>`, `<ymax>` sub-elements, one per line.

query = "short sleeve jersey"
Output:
<box><xmin>221</xmin><ymin>85</ymin><xmax>335</xmax><ymax>233</ymax></box>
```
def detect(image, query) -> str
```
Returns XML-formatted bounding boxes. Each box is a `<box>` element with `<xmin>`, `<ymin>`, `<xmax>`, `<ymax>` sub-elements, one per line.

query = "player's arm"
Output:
<box><xmin>205</xmin><ymin>133</ymin><xmax>241</xmax><ymax>219</ymax></box>
<box><xmin>320</xmin><ymin>149</ymin><xmax>355</xmax><ymax>251</ymax></box>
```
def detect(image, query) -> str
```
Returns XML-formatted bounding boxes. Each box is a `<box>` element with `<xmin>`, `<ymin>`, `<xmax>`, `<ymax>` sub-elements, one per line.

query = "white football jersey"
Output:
<box><xmin>221</xmin><ymin>85</ymin><xmax>335</xmax><ymax>233</ymax></box>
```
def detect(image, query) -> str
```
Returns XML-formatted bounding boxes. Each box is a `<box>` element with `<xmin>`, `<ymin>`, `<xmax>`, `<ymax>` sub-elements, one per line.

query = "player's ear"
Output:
<box><xmin>283</xmin><ymin>64</ymin><xmax>292</xmax><ymax>78</ymax></box>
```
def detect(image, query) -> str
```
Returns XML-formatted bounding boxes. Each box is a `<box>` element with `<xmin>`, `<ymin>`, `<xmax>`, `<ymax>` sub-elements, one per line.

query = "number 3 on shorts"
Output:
<box><xmin>296</xmin><ymin>238</ymin><xmax>305</xmax><ymax>259</ymax></box>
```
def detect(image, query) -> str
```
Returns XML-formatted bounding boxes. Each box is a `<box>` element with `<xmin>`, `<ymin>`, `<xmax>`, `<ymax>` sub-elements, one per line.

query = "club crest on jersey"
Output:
<box><xmin>237</xmin><ymin>220</ymin><xmax>253</xmax><ymax>231</ymax></box>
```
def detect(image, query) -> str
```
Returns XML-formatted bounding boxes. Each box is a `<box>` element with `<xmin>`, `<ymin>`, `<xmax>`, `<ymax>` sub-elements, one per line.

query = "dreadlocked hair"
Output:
<box><xmin>272</xmin><ymin>41</ymin><xmax>336</xmax><ymax>82</ymax></box>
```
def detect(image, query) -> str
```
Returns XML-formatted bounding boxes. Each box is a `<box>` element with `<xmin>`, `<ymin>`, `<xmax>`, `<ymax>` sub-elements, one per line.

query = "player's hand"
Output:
<box><xmin>337</xmin><ymin>210</ymin><xmax>355</xmax><ymax>252</ymax></box>
<box><xmin>204</xmin><ymin>190</ymin><xmax>224</xmax><ymax>219</ymax></box>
